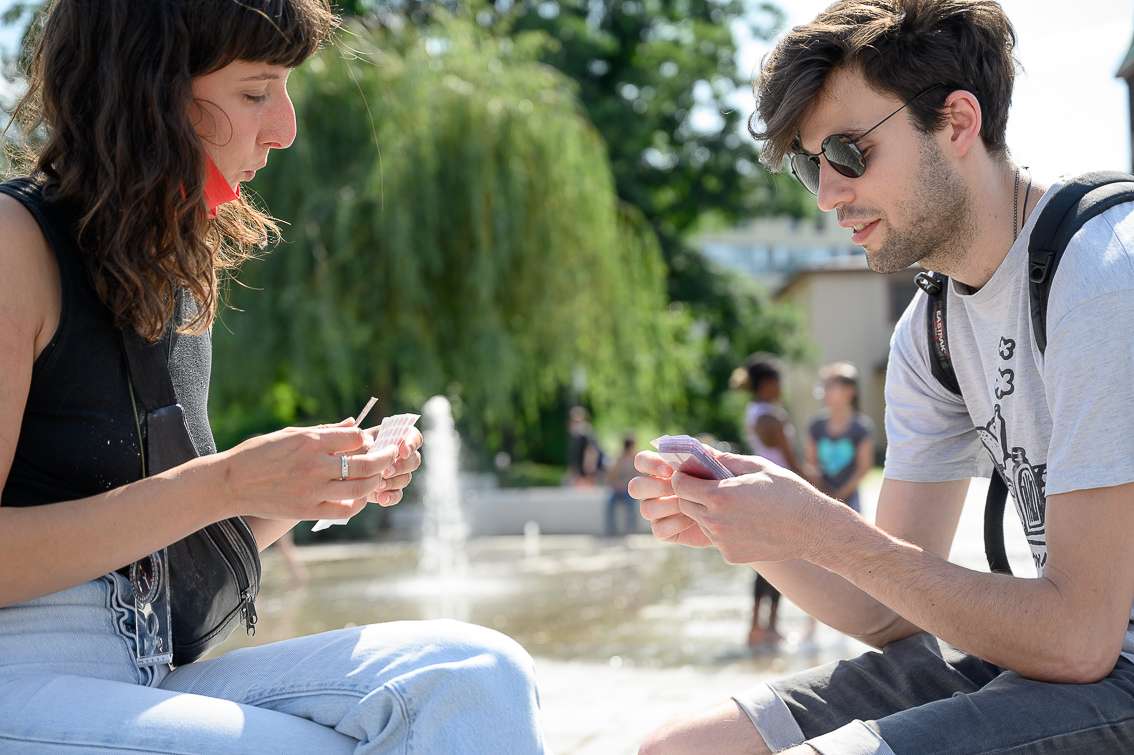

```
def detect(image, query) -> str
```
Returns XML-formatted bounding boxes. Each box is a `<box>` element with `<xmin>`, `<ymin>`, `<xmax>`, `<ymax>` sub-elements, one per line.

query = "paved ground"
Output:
<box><xmin>241</xmin><ymin>475</ymin><xmax>1034</xmax><ymax>754</ymax></box>
<box><xmin>533</xmin><ymin>475</ymin><xmax>1034</xmax><ymax>755</ymax></box>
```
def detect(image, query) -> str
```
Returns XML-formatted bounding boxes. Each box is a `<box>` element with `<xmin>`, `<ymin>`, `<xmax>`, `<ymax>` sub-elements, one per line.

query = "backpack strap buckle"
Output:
<box><xmin>914</xmin><ymin>271</ymin><xmax>944</xmax><ymax>295</ymax></box>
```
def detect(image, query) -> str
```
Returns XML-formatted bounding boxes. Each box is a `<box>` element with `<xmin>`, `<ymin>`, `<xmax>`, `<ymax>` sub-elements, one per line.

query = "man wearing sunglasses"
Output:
<box><xmin>631</xmin><ymin>1</ymin><xmax>1134</xmax><ymax>754</ymax></box>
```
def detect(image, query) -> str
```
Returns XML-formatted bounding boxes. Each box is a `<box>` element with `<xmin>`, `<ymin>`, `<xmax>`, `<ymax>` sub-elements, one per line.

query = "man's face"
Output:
<box><xmin>189</xmin><ymin>60</ymin><xmax>298</xmax><ymax>189</ymax></box>
<box><xmin>795</xmin><ymin>67</ymin><xmax>971</xmax><ymax>273</ymax></box>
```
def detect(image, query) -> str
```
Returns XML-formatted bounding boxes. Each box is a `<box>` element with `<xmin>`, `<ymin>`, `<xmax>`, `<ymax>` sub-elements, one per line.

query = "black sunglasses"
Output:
<box><xmin>788</xmin><ymin>85</ymin><xmax>945</xmax><ymax>195</ymax></box>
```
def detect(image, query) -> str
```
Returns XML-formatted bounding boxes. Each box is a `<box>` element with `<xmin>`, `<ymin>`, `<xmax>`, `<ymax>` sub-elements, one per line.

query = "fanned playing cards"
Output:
<box><xmin>312</xmin><ymin>404</ymin><xmax>421</xmax><ymax>532</ymax></box>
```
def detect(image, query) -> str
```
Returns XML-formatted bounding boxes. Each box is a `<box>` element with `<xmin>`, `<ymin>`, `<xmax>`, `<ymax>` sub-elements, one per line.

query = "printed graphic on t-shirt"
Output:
<box><xmin>818</xmin><ymin>437</ymin><xmax>856</xmax><ymax>477</ymax></box>
<box><xmin>975</xmin><ymin>336</ymin><xmax>1048</xmax><ymax>570</ymax></box>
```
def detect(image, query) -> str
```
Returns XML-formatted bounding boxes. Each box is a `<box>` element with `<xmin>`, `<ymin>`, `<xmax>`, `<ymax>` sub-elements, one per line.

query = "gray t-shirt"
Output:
<box><xmin>883</xmin><ymin>180</ymin><xmax>1134</xmax><ymax>656</ymax></box>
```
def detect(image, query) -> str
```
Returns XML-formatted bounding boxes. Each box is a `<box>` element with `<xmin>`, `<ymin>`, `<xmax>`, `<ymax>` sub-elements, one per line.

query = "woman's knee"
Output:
<box><xmin>441</xmin><ymin>620</ymin><xmax>539</xmax><ymax>694</ymax></box>
<box><xmin>358</xmin><ymin>619</ymin><xmax>539</xmax><ymax>700</ymax></box>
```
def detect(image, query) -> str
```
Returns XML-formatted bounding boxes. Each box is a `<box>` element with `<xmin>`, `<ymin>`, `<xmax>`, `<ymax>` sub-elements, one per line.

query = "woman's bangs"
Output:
<box><xmin>196</xmin><ymin>0</ymin><xmax>336</xmax><ymax>73</ymax></box>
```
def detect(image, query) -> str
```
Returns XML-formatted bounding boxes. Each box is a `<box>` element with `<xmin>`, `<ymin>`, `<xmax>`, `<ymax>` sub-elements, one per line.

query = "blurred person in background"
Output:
<box><xmin>805</xmin><ymin>362</ymin><xmax>875</xmax><ymax>514</ymax></box>
<box><xmin>566</xmin><ymin>405</ymin><xmax>604</xmax><ymax>486</ymax></box>
<box><xmin>605</xmin><ymin>434</ymin><xmax>640</xmax><ymax>537</ymax></box>
<box><xmin>731</xmin><ymin>355</ymin><xmax>805</xmax><ymax>648</ymax></box>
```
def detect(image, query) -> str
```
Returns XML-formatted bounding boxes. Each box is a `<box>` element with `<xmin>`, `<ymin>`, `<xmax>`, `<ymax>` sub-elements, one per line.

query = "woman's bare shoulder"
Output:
<box><xmin>0</xmin><ymin>193</ymin><xmax>60</xmax><ymax>354</ymax></box>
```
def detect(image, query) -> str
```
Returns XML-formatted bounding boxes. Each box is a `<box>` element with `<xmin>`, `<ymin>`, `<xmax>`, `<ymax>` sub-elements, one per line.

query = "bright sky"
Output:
<box><xmin>737</xmin><ymin>0</ymin><xmax>1134</xmax><ymax>180</ymax></box>
<box><xmin>3</xmin><ymin>1</ymin><xmax>1131</xmax><ymax>179</ymax></box>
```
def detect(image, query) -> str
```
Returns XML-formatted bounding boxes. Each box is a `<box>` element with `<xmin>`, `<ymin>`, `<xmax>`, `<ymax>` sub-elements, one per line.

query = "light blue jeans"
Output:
<box><xmin>0</xmin><ymin>573</ymin><xmax>547</xmax><ymax>754</ymax></box>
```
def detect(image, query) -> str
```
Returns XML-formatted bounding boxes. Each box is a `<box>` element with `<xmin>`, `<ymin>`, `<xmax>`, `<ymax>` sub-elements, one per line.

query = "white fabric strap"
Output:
<box><xmin>808</xmin><ymin>720</ymin><xmax>896</xmax><ymax>755</ymax></box>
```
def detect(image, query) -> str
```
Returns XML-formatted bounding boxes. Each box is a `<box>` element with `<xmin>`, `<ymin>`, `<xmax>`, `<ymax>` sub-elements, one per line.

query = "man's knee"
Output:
<box><xmin>638</xmin><ymin>701</ymin><xmax>770</xmax><ymax>755</ymax></box>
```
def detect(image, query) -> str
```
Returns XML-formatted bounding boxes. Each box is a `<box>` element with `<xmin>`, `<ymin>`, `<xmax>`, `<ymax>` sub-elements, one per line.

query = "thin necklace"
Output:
<box><xmin>1012</xmin><ymin>166</ymin><xmax>1021</xmax><ymax>242</ymax></box>
<box><xmin>1021</xmin><ymin>168</ymin><xmax>1033</xmax><ymax>233</ymax></box>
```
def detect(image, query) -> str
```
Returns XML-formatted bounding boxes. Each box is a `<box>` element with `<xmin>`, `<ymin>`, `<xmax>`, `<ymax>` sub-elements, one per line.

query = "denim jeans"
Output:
<box><xmin>605</xmin><ymin>491</ymin><xmax>638</xmax><ymax>537</ymax></box>
<box><xmin>0</xmin><ymin>572</ymin><xmax>547</xmax><ymax>754</ymax></box>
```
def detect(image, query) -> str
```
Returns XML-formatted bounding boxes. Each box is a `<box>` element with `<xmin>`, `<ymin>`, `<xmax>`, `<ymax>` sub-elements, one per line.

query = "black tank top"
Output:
<box><xmin>0</xmin><ymin>177</ymin><xmax>216</xmax><ymax>507</ymax></box>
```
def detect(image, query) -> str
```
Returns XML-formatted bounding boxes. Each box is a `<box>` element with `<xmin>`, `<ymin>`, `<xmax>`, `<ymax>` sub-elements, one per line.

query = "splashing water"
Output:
<box><xmin>417</xmin><ymin>395</ymin><xmax>470</xmax><ymax>620</ymax></box>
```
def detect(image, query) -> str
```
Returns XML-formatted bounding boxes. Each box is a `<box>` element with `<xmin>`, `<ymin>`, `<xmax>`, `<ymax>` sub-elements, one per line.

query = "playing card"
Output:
<box><xmin>312</xmin><ymin>408</ymin><xmax>421</xmax><ymax>532</ymax></box>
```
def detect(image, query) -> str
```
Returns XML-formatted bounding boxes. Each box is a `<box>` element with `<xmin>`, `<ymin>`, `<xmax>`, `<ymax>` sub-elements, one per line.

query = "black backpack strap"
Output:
<box><xmin>983</xmin><ymin>470</ymin><xmax>1012</xmax><ymax>574</ymax></box>
<box><xmin>1028</xmin><ymin>171</ymin><xmax>1134</xmax><ymax>353</ymax></box>
<box><xmin>915</xmin><ymin>271</ymin><xmax>1014</xmax><ymax>573</ymax></box>
<box><xmin>982</xmin><ymin>171</ymin><xmax>1134</xmax><ymax>576</ymax></box>
<box><xmin>915</xmin><ymin>271</ymin><xmax>961</xmax><ymax>396</ymax></box>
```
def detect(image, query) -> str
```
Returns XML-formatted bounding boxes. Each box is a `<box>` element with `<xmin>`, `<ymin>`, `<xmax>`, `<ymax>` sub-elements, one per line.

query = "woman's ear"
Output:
<box><xmin>940</xmin><ymin>89</ymin><xmax>983</xmax><ymax>159</ymax></box>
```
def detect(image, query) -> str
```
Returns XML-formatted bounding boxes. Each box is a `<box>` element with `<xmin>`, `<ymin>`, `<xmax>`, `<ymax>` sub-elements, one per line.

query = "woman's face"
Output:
<box><xmin>189</xmin><ymin>60</ymin><xmax>298</xmax><ymax>189</ymax></box>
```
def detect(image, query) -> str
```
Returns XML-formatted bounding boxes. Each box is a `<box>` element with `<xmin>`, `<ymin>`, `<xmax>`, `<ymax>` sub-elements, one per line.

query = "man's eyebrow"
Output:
<box><xmin>239</xmin><ymin>72</ymin><xmax>282</xmax><ymax>81</ymax></box>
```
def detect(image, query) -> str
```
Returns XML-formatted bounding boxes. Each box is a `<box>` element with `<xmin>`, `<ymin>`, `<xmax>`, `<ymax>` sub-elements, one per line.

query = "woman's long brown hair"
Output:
<box><xmin>6</xmin><ymin>0</ymin><xmax>336</xmax><ymax>340</ymax></box>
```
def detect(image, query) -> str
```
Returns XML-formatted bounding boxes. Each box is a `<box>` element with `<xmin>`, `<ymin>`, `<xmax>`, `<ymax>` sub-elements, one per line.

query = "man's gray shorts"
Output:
<box><xmin>733</xmin><ymin>632</ymin><xmax>1134</xmax><ymax>754</ymax></box>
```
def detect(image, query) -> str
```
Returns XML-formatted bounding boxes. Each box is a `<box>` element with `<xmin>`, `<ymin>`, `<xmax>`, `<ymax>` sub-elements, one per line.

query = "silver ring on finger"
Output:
<box><xmin>340</xmin><ymin>454</ymin><xmax>350</xmax><ymax>481</ymax></box>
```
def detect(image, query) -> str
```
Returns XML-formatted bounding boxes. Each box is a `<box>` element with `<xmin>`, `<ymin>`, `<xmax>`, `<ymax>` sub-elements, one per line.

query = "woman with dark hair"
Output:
<box><xmin>0</xmin><ymin>2</ymin><xmax>544</xmax><ymax>752</ymax></box>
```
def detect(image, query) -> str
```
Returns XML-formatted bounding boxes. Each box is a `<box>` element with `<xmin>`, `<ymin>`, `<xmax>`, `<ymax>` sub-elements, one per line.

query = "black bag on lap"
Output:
<box><xmin>121</xmin><ymin>323</ymin><xmax>262</xmax><ymax>666</ymax></box>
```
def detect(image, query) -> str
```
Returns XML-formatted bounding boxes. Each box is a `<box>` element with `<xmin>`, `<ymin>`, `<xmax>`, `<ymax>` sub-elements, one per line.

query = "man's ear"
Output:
<box><xmin>940</xmin><ymin>90</ymin><xmax>983</xmax><ymax>158</ymax></box>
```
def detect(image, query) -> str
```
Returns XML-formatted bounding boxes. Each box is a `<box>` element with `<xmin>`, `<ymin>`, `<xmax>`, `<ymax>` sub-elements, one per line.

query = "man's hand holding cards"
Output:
<box><xmin>651</xmin><ymin>435</ymin><xmax>734</xmax><ymax>480</ymax></box>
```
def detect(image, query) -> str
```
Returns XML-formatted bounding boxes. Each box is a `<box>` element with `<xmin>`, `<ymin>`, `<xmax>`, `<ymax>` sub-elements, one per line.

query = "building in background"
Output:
<box><xmin>1119</xmin><ymin>26</ymin><xmax>1134</xmax><ymax>171</ymax></box>
<box><xmin>695</xmin><ymin>210</ymin><xmax>864</xmax><ymax>289</ymax></box>
<box><xmin>774</xmin><ymin>258</ymin><xmax>919</xmax><ymax>456</ymax></box>
<box><xmin>695</xmin><ymin>212</ymin><xmax>914</xmax><ymax>456</ymax></box>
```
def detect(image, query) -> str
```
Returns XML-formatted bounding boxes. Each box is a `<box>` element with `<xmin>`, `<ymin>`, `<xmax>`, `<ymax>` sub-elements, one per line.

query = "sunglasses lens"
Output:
<box><xmin>790</xmin><ymin>153</ymin><xmax>820</xmax><ymax>194</ymax></box>
<box><xmin>823</xmin><ymin>136</ymin><xmax>866</xmax><ymax>178</ymax></box>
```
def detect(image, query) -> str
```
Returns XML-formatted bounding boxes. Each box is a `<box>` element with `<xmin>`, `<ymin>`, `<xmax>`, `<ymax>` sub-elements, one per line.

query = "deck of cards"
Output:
<box><xmin>312</xmin><ymin>399</ymin><xmax>421</xmax><ymax>532</ymax></box>
<box><xmin>651</xmin><ymin>435</ymin><xmax>734</xmax><ymax>480</ymax></box>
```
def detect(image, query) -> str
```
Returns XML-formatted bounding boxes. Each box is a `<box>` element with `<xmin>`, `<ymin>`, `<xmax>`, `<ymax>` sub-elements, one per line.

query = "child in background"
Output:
<box><xmin>805</xmin><ymin>362</ymin><xmax>875</xmax><ymax>513</ymax></box>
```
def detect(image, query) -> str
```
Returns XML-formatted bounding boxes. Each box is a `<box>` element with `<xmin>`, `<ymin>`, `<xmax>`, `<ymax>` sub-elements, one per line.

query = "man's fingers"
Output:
<box><xmin>651</xmin><ymin>513</ymin><xmax>699</xmax><ymax>541</ymax></box>
<box><xmin>716</xmin><ymin>450</ymin><xmax>774</xmax><ymax>476</ymax></box>
<box><xmin>635</xmin><ymin>451</ymin><xmax>673</xmax><ymax>479</ymax></box>
<box><xmin>628</xmin><ymin>475</ymin><xmax>672</xmax><ymax>501</ymax></box>
<box><xmin>638</xmin><ymin>496</ymin><xmax>682</xmax><ymax>521</ymax></box>
<box><xmin>675</xmin><ymin>495</ymin><xmax>709</xmax><ymax>521</ymax></box>
<box><xmin>669</xmin><ymin>471</ymin><xmax>718</xmax><ymax>505</ymax></box>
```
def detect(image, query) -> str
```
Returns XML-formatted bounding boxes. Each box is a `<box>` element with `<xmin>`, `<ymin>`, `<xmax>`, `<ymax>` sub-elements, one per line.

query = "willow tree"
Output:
<box><xmin>210</xmin><ymin>18</ymin><xmax>700</xmax><ymax>457</ymax></box>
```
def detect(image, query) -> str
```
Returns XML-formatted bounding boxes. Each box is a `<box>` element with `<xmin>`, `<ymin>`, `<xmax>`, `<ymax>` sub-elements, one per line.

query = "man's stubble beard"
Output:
<box><xmin>866</xmin><ymin>137</ymin><xmax>974</xmax><ymax>275</ymax></box>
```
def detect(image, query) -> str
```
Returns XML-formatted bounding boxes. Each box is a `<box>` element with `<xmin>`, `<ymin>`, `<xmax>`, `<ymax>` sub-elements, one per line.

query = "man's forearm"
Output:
<box><xmin>812</xmin><ymin>506</ymin><xmax>1105</xmax><ymax>682</ymax></box>
<box><xmin>750</xmin><ymin>558</ymin><xmax>921</xmax><ymax>647</ymax></box>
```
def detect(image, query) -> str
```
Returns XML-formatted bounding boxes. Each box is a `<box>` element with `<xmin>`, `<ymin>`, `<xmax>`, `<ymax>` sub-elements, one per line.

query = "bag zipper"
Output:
<box><xmin>211</xmin><ymin>519</ymin><xmax>261</xmax><ymax>636</ymax></box>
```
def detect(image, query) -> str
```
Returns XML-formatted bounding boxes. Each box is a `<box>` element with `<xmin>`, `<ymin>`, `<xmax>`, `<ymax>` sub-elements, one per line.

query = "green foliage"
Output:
<box><xmin>498</xmin><ymin>461</ymin><xmax>567</xmax><ymax>488</ymax></box>
<box><xmin>353</xmin><ymin>0</ymin><xmax>814</xmax><ymax>448</ymax></box>
<box><xmin>212</xmin><ymin>17</ymin><xmax>701</xmax><ymax>459</ymax></box>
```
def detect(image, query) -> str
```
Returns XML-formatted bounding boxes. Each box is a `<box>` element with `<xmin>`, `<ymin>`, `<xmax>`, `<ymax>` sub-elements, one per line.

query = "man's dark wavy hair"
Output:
<box><xmin>749</xmin><ymin>0</ymin><xmax>1017</xmax><ymax>172</ymax></box>
<box><xmin>7</xmin><ymin>0</ymin><xmax>337</xmax><ymax>340</ymax></box>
